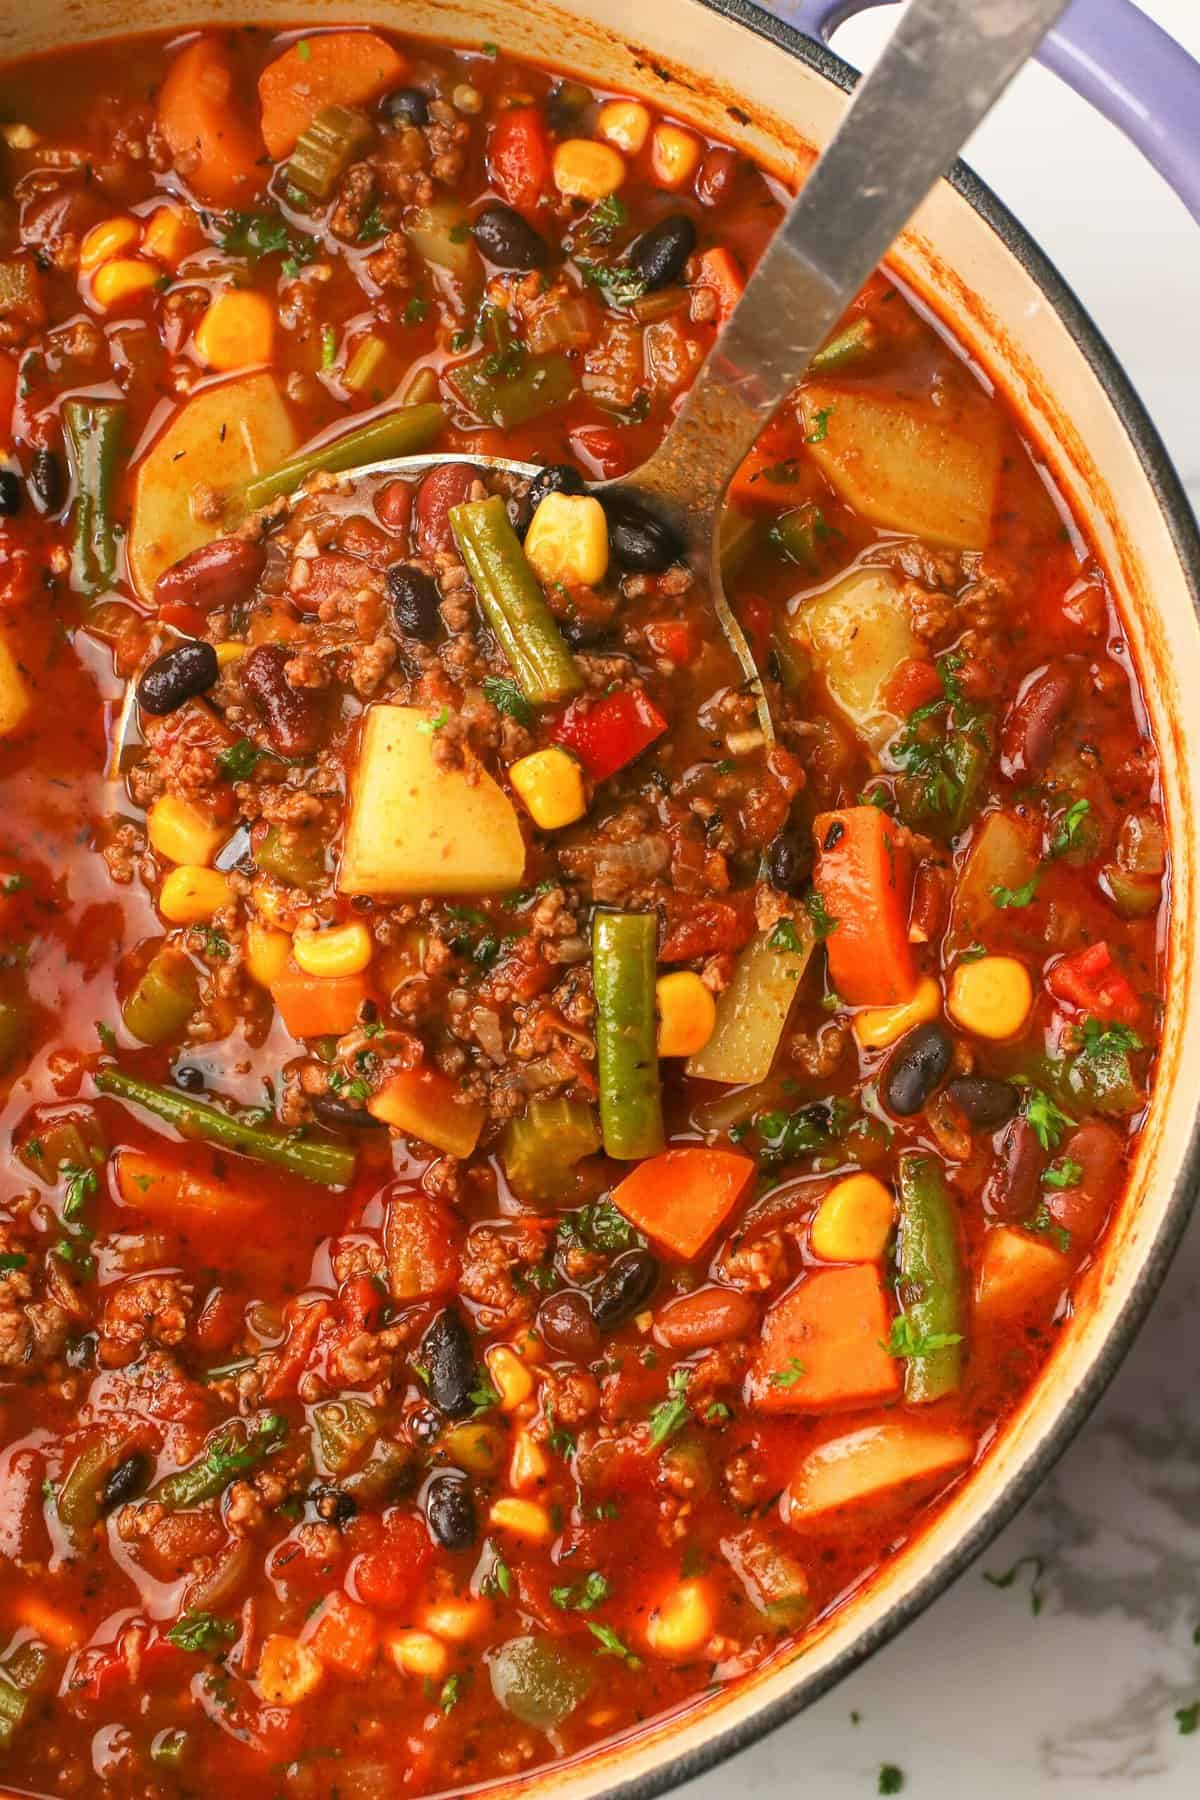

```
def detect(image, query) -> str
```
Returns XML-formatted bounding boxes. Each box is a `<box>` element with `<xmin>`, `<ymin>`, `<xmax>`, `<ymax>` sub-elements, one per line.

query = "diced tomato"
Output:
<box><xmin>261</xmin><ymin>1297</ymin><xmax>331</xmax><ymax>1401</ymax></box>
<box><xmin>303</xmin><ymin>1591</ymin><xmax>380</xmax><ymax>1677</ymax></box>
<box><xmin>347</xmin><ymin>1515</ymin><xmax>431</xmax><ymax>1612</ymax></box>
<box><xmin>1046</xmin><ymin>941</ymin><xmax>1140</xmax><ymax>1024</ymax></box>
<box><xmin>883</xmin><ymin>655</ymin><xmax>941</xmax><ymax>717</ymax></box>
<box><xmin>0</xmin><ymin>542</ymin><xmax>39</xmax><ymax>610</ymax></box>
<box><xmin>693</xmin><ymin>246</ymin><xmax>745</xmax><ymax>327</ymax></box>
<box><xmin>569</xmin><ymin>423</ymin><xmax>630</xmax><ymax>479</ymax></box>
<box><xmin>551</xmin><ymin>690</ymin><xmax>668</xmax><ymax>783</ymax></box>
<box><xmin>338</xmin><ymin>1273</ymin><xmax>385</xmax><ymax>1334</ymax></box>
<box><xmin>487</xmin><ymin>106</ymin><xmax>553</xmax><ymax>218</ymax></box>
<box><xmin>71</xmin><ymin>1623</ymin><xmax>186</xmax><ymax>1704</ymax></box>
<box><xmin>644</xmin><ymin>619</ymin><xmax>697</xmax><ymax>666</ymax></box>
<box><xmin>290</xmin><ymin>551</ymin><xmax>371</xmax><ymax>615</ymax></box>
<box><xmin>658</xmin><ymin>891</ymin><xmax>755</xmax><ymax>963</ymax></box>
<box><xmin>193</xmin><ymin>1666</ymin><xmax>303</xmax><ymax>1755</ymax></box>
<box><xmin>0</xmin><ymin>352</ymin><xmax>17</xmax><ymax>444</ymax></box>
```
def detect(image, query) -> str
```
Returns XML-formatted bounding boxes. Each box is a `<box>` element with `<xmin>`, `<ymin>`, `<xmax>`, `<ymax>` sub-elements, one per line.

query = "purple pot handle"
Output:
<box><xmin>773</xmin><ymin>0</ymin><xmax>1200</xmax><ymax>224</ymax></box>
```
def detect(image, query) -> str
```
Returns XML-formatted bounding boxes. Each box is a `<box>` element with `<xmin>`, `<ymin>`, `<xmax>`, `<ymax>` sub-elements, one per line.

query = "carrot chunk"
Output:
<box><xmin>158</xmin><ymin>37</ymin><xmax>266</xmax><ymax>207</ymax></box>
<box><xmin>610</xmin><ymin>1147</ymin><xmax>754</xmax><ymax>1260</ymax></box>
<box><xmin>270</xmin><ymin>969</ymin><xmax>370</xmax><ymax>1039</ymax></box>
<box><xmin>115</xmin><ymin>1149</ymin><xmax>262</xmax><ymax>1220</ymax></box>
<box><xmin>258</xmin><ymin>32</ymin><xmax>407</xmax><ymax>159</ymax></box>
<box><xmin>812</xmin><ymin>805</ymin><xmax>916</xmax><ymax>1005</ymax></box>
<box><xmin>748</xmin><ymin>1266</ymin><xmax>900</xmax><ymax>1412</ymax></box>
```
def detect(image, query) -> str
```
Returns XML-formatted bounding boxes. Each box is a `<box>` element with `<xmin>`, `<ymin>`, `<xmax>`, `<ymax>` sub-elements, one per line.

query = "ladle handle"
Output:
<box><xmin>631</xmin><ymin>0</ymin><xmax>1069</xmax><ymax>522</ymax></box>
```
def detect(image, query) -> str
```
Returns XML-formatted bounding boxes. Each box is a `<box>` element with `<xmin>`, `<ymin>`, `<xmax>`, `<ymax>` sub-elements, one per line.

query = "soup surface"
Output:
<box><xmin>0</xmin><ymin>24</ymin><xmax>1167</xmax><ymax>1798</ymax></box>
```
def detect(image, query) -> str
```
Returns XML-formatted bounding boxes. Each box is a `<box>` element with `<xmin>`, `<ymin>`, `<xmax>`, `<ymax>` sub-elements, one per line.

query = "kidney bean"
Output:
<box><xmin>136</xmin><ymin>640</ymin><xmax>220</xmax><ymax>715</ymax></box>
<box><xmin>881</xmin><ymin>1022</ymin><xmax>953</xmax><ymax>1117</ymax></box>
<box><xmin>696</xmin><ymin>145</ymin><xmax>739</xmax><ymax>207</ymax></box>
<box><xmin>1048</xmin><ymin>1120</ymin><xmax>1124</xmax><ymax>1244</ymax></box>
<box><xmin>983</xmin><ymin>1115</ymin><xmax>1044</xmax><ymax>1221</ymax></box>
<box><xmin>628</xmin><ymin>213</ymin><xmax>696</xmax><ymax>290</ymax></box>
<box><xmin>1001</xmin><ymin>661</ymin><xmax>1078</xmax><ymax>779</ymax></box>
<box><xmin>421</xmin><ymin>1308</ymin><xmax>477</xmax><ymax>1417</ymax></box>
<box><xmin>241</xmin><ymin>644</ymin><xmax>326</xmax><ymax>756</ymax></box>
<box><xmin>946</xmin><ymin>1075</ymin><xmax>1019</xmax><ymax>1129</ymax></box>
<box><xmin>415</xmin><ymin>463</ymin><xmax>477</xmax><ymax>556</ymax></box>
<box><xmin>154</xmin><ymin>535</ymin><xmax>267</xmax><ymax>616</ymax></box>
<box><xmin>375</xmin><ymin>478</ymin><xmax>414</xmax><ymax>537</ymax></box>
<box><xmin>910</xmin><ymin>861</ymin><xmax>949</xmax><ymax>944</ymax></box>
<box><xmin>338</xmin><ymin>515</ymin><xmax>394</xmax><ymax>567</ymax></box>
<box><xmin>653</xmin><ymin>1284</ymin><xmax>757</xmax><ymax>1351</ymax></box>
<box><xmin>592</xmin><ymin>1249</ymin><xmax>660</xmax><ymax>1330</ymax></box>
<box><xmin>537</xmin><ymin>1289</ymin><xmax>599</xmax><ymax>1358</ymax></box>
<box><xmin>424</xmin><ymin>1473</ymin><xmax>477</xmax><ymax>1551</ymax></box>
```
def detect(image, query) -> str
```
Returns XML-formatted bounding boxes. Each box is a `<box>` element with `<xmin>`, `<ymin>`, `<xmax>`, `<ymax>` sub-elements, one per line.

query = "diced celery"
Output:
<box><xmin>288</xmin><ymin>104</ymin><xmax>373</xmax><ymax>200</ymax></box>
<box><xmin>122</xmin><ymin>947</ymin><xmax>199</xmax><ymax>1046</ymax></box>
<box><xmin>686</xmin><ymin>925</ymin><xmax>815</xmax><ymax>1087</ymax></box>
<box><xmin>501</xmin><ymin>1096</ymin><xmax>601</xmax><ymax>1203</ymax></box>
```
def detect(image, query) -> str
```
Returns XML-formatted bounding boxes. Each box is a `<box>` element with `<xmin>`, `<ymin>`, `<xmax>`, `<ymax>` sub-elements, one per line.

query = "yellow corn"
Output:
<box><xmin>650</xmin><ymin>124</ymin><xmax>702</xmax><ymax>190</ymax></box>
<box><xmin>158</xmin><ymin>865</ymin><xmax>232</xmax><ymax>925</ymax></box>
<box><xmin>142</xmin><ymin>205</ymin><xmax>202</xmax><ymax>270</ymax></box>
<box><xmin>510</xmin><ymin>1428</ymin><xmax>550</xmax><ymax>1493</ymax></box>
<box><xmin>256</xmin><ymin>1634</ymin><xmax>324</xmax><ymax>1706</ymax></box>
<box><xmin>292</xmin><ymin>920</ymin><xmax>374</xmax><ymax>978</ymax></box>
<box><xmin>91</xmin><ymin>258</ymin><xmax>159</xmax><ymax>310</ymax></box>
<box><xmin>245</xmin><ymin>919</ymin><xmax>292</xmax><ymax>989</ymax></box>
<box><xmin>552</xmin><ymin>138</ymin><xmax>627</xmax><ymax>200</ymax></box>
<box><xmin>439</xmin><ymin>1421</ymin><xmax>507</xmax><ymax>1475</ymax></box>
<box><xmin>509</xmin><ymin>747</ymin><xmax>587</xmax><ymax>832</ymax></box>
<box><xmin>387</xmin><ymin>1630</ymin><xmax>449</xmax><ymax>1679</ymax></box>
<box><xmin>146</xmin><ymin>795</ymin><xmax>225</xmax><ymax>868</ymax></box>
<box><xmin>853</xmin><ymin>974</ymin><xmax>942</xmax><ymax>1050</ymax></box>
<box><xmin>596</xmin><ymin>100</ymin><xmax>652</xmax><ymax>155</ymax></box>
<box><xmin>656</xmin><ymin>971</ymin><xmax>716</xmax><ymax>1058</ymax></box>
<box><xmin>214</xmin><ymin>640</ymin><xmax>247</xmax><ymax>668</ymax></box>
<box><xmin>644</xmin><ymin>1579</ymin><xmax>715</xmax><ymax>1659</ymax></box>
<box><xmin>487</xmin><ymin>1496</ymin><xmax>554</xmax><ymax>1544</ymax></box>
<box><xmin>79</xmin><ymin>216</ymin><xmax>140</xmax><ymax>273</ymax></box>
<box><xmin>524</xmin><ymin>492</ymin><xmax>609</xmax><ymax>588</ymax></box>
<box><xmin>194</xmin><ymin>289</ymin><xmax>275</xmax><ymax>372</ymax></box>
<box><xmin>251</xmin><ymin>876</ymin><xmax>300</xmax><ymax>933</ymax></box>
<box><xmin>947</xmin><ymin>955</ymin><xmax>1033</xmax><ymax>1041</ymax></box>
<box><xmin>486</xmin><ymin>1343</ymin><xmax>536</xmax><ymax>1412</ymax></box>
<box><xmin>810</xmin><ymin>1172</ymin><xmax>895</xmax><ymax>1263</ymax></box>
<box><xmin>418</xmin><ymin>1596</ymin><xmax>492</xmax><ymax>1641</ymax></box>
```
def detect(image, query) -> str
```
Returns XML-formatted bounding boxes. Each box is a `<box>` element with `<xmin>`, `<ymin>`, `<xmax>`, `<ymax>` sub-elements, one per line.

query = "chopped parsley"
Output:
<box><xmin>202</xmin><ymin>1412</ymin><xmax>287</xmax><ymax>1485</ymax></box>
<box><xmin>804</xmin><ymin>888</ymin><xmax>839</xmax><ymax>940</ymax></box>
<box><xmin>767</xmin><ymin>917</ymin><xmax>806</xmax><ymax>955</ymax></box>
<box><xmin>61</xmin><ymin>1161</ymin><xmax>99</xmax><ymax>1222</ymax></box>
<box><xmin>983</xmin><ymin>1553</ymin><xmax>1046</xmax><ymax>1616</ymax></box>
<box><xmin>991</xmin><ymin>874</ymin><xmax>1040</xmax><ymax>909</ymax></box>
<box><xmin>558</xmin><ymin>1200</ymin><xmax>640</xmax><ymax>1254</ymax></box>
<box><xmin>417</xmin><ymin>706</ymin><xmax>450</xmax><ymax>735</ymax></box>
<box><xmin>889</xmin><ymin>651</ymin><xmax>992</xmax><ymax>828</ymax></box>
<box><xmin>1176</xmin><ymin>1701</ymin><xmax>1199</xmax><ymax>1736</ymax></box>
<box><xmin>587</xmin><ymin>1621</ymin><xmax>640</xmax><ymax>1665</ymax></box>
<box><xmin>705</xmin><ymin>1400</ymin><xmax>733</xmax><ymax>1423</ymax></box>
<box><xmin>1051</xmin><ymin>797</ymin><xmax>1091</xmax><ymax>856</ymax></box>
<box><xmin>576</xmin><ymin>258</ymin><xmax>647</xmax><ymax>309</ymax></box>
<box><xmin>1043</xmin><ymin>1159</ymin><xmax>1082</xmax><ymax>1190</ymax></box>
<box><xmin>439</xmin><ymin>1674</ymin><xmax>462</xmax><ymax>1713</ymax></box>
<box><xmin>886</xmin><ymin>1315</ymin><xmax>963</xmax><ymax>1360</ymax></box>
<box><xmin>579</xmin><ymin>194</ymin><xmax>628</xmax><ymax>245</ymax></box>
<box><xmin>768</xmin><ymin>1357</ymin><xmax>807</xmax><ymax>1389</ymax></box>
<box><xmin>1025</xmin><ymin>1202</ymin><xmax>1072</xmax><ymax>1254</ymax></box>
<box><xmin>217</xmin><ymin>737</ymin><xmax>266</xmax><ymax>781</ymax></box>
<box><xmin>481</xmin><ymin>676</ymin><xmax>533</xmax><ymax>726</ymax></box>
<box><xmin>358</xmin><ymin>206</ymin><xmax>387</xmax><ymax>244</ymax></box>
<box><xmin>648</xmin><ymin>1366</ymin><xmax>692</xmax><ymax>1449</ymax></box>
<box><xmin>805</xmin><ymin>406</ymin><xmax>834</xmax><ymax>444</ymax></box>
<box><xmin>1024</xmin><ymin>1087</ymin><xmax>1074</xmax><ymax>1153</ymax></box>
<box><xmin>166</xmin><ymin>1611</ymin><xmax>238</xmax><ymax>1655</ymax></box>
<box><xmin>220</xmin><ymin>210</ymin><xmax>315</xmax><ymax>267</ymax></box>
<box><xmin>97</xmin><ymin>1020</ymin><xmax>118</xmax><ymax>1052</ymax></box>
<box><xmin>320</xmin><ymin>325</ymin><xmax>338</xmax><ymax>369</ymax></box>
<box><xmin>756</xmin><ymin>1097</ymin><xmax>853</xmax><ymax>1169</ymax></box>
<box><xmin>551</xmin><ymin>1570</ymin><xmax>609</xmax><ymax>1613</ymax></box>
<box><xmin>404</xmin><ymin>296</ymin><xmax>429</xmax><ymax>325</ymax></box>
<box><xmin>469</xmin><ymin>1371</ymin><xmax>501</xmax><ymax>1413</ymax></box>
<box><xmin>0</xmin><ymin>1252</ymin><xmax>27</xmax><ymax>1273</ymax></box>
<box><xmin>485</xmin><ymin>1550</ymin><xmax>513</xmax><ymax>1598</ymax></box>
<box><xmin>878</xmin><ymin>1766</ymin><xmax>905</xmax><ymax>1796</ymax></box>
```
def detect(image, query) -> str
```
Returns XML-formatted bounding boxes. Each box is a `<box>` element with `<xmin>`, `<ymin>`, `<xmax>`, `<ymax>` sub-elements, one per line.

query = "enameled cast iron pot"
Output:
<box><xmin>2</xmin><ymin>0</ymin><xmax>1199</xmax><ymax>1794</ymax></box>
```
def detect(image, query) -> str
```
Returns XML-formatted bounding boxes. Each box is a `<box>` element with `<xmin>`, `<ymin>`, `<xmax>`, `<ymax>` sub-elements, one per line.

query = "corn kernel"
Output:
<box><xmin>292</xmin><ymin>920</ymin><xmax>374</xmax><ymax>978</ymax></box>
<box><xmin>245</xmin><ymin>919</ymin><xmax>292</xmax><ymax>989</ymax></box>
<box><xmin>486</xmin><ymin>1343</ymin><xmax>535</xmax><ymax>1412</ymax></box>
<box><xmin>440</xmin><ymin>1421</ymin><xmax>507</xmax><ymax>1475</ymax></box>
<box><xmin>158</xmin><ymin>865</ymin><xmax>232</xmax><ymax>925</ymax></box>
<box><xmin>811</xmin><ymin>1172</ymin><xmax>895</xmax><ymax>1263</ymax></box>
<box><xmin>194</xmin><ymin>289</ymin><xmax>275</xmax><ymax>372</ymax></box>
<box><xmin>552</xmin><ymin>138</ymin><xmax>627</xmax><ymax>200</ymax></box>
<box><xmin>947</xmin><ymin>955</ymin><xmax>1033</xmax><ymax>1041</ymax></box>
<box><xmin>214</xmin><ymin>640</ymin><xmax>247</xmax><ymax>667</ymax></box>
<box><xmin>256</xmin><ymin>1634</ymin><xmax>324</xmax><ymax>1706</ymax></box>
<box><xmin>509</xmin><ymin>747</ymin><xmax>587</xmax><ymax>832</ymax></box>
<box><xmin>91</xmin><ymin>258</ymin><xmax>160</xmax><ymax>310</ymax></box>
<box><xmin>853</xmin><ymin>974</ymin><xmax>942</xmax><ymax>1049</ymax></box>
<box><xmin>387</xmin><ymin>1630</ymin><xmax>449</xmax><ymax>1679</ymax></box>
<box><xmin>596</xmin><ymin>100</ymin><xmax>652</xmax><ymax>155</ymax></box>
<box><xmin>656</xmin><ymin>970</ymin><xmax>716</xmax><ymax>1058</ymax></box>
<box><xmin>142</xmin><ymin>204</ymin><xmax>203</xmax><ymax>270</ymax></box>
<box><xmin>510</xmin><ymin>1428</ymin><xmax>550</xmax><ymax>1492</ymax></box>
<box><xmin>79</xmin><ymin>216</ymin><xmax>140</xmax><ymax>273</ymax></box>
<box><xmin>252</xmin><ymin>875</ymin><xmax>300</xmax><ymax>932</ymax></box>
<box><xmin>146</xmin><ymin>794</ymin><xmax>225</xmax><ymax>868</ymax></box>
<box><xmin>487</xmin><ymin>1496</ymin><xmax>554</xmax><ymax>1544</ymax></box>
<box><xmin>524</xmin><ymin>492</ymin><xmax>610</xmax><ymax>589</ymax></box>
<box><xmin>418</xmin><ymin>1597</ymin><xmax>492</xmax><ymax>1641</ymax></box>
<box><xmin>650</xmin><ymin>124</ymin><xmax>702</xmax><ymax>190</ymax></box>
<box><xmin>644</xmin><ymin>1579</ymin><xmax>715</xmax><ymax>1660</ymax></box>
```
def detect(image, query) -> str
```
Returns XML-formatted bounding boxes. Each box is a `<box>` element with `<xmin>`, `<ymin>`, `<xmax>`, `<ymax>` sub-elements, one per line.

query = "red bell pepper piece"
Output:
<box><xmin>486</xmin><ymin>106</ymin><xmax>553</xmax><ymax>218</ymax></box>
<box><xmin>551</xmin><ymin>690</ymin><xmax>668</xmax><ymax>783</ymax></box>
<box><xmin>348</xmin><ymin>1514</ymin><xmax>431</xmax><ymax>1611</ymax></box>
<box><xmin>644</xmin><ymin>619</ymin><xmax>697</xmax><ymax>667</ymax></box>
<box><xmin>261</xmin><ymin>1297</ymin><xmax>331</xmax><ymax>1402</ymax></box>
<box><xmin>302</xmin><ymin>1591</ymin><xmax>380</xmax><ymax>1676</ymax></box>
<box><xmin>658</xmin><ymin>892</ymin><xmax>756</xmax><ymax>962</ymax></box>
<box><xmin>1046</xmin><ymin>941</ymin><xmax>1140</xmax><ymax>1024</ymax></box>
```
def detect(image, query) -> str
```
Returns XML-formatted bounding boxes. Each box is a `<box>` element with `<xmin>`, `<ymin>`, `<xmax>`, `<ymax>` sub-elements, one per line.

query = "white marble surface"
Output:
<box><xmin>686</xmin><ymin>2</ymin><xmax>1200</xmax><ymax>1795</ymax></box>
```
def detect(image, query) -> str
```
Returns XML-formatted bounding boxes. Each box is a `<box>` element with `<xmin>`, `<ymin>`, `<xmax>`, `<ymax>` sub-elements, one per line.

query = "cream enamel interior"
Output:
<box><xmin>2</xmin><ymin>1</ymin><xmax>1198</xmax><ymax>1795</ymax></box>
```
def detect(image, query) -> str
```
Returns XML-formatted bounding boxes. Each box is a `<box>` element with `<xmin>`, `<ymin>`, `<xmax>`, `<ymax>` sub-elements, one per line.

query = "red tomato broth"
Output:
<box><xmin>0</xmin><ymin>22</ymin><xmax>1166</xmax><ymax>1799</ymax></box>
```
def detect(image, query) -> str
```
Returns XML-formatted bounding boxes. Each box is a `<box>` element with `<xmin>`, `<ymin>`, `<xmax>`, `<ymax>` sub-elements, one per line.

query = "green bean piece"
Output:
<box><xmin>810</xmin><ymin>315</ymin><xmax>877</xmax><ymax>374</ymax></box>
<box><xmin>770</xmin><ymin>503</ymin><xmax>830</xmax><ymax>574</ymax></box>
<box><xmin>449</xmin><ymin>495</ymin><xmax>583</xmax><ymax>705</ymax></box>
<box><xmin>56</xmin><ymin>1433</ymin><xmax>140</xmax><ymax>1540</ymax></box>
<box><xmin>94</xmin><ymin>1067</ymin><xmax>356</xmax><ymax>1188</ymax></box>
<box><xmin>500</xmin><ymin>1095</ymin><xmax>601</xmax><ymax>1203</ymax></box>
<box><xmin>896</xmin><ymin>1151</ymin><xmax>966</xmax><ymax>1404</ymax></box>
<box><xmin>342</xmin><ymin>1437</ymin><xmax>414</xmax><ymax>1504</ymax></box>
<box><xmin>447</xmin><ymin>350</ymin><xmax>576</xmax><ymax>429</ymax></box>
<box><xmin>312</xmin><ymin>1398</ymin><xmax>380</xmax><ymax>1474</ymax></box>
<box><xmin>121</xmin><ymin>947</ymin><xmax>199</xmax><ymax>1047</ymax></box>
<box><xmin>0</xmin><ymin>1643</ymin><xmax>52</xmax><ymax>1751</ymax></box>
<box><xmin>241</xmin><ymin>402</ymin><xmax>445</xmax><ymax>512</ymax></box>
<box><xmin>18</xmin><ymin>1112</ymin><xmax>105</xmax><ymax>1185</ymax></box>
<box><xmin>152</xmin><ymin>1412</ymin><xmax>287</xmax><ymax>1510</ymax></box>
<box><xmin>287</xmin><ymin>104</ymin><xmax>373</xmax><ymax>200</ymax></box>
<box><xmin>62</xmin><ymin>397</ymin><xmax>126</xmax><ymax>596</ymax></box>
<box><xmin>592</xmin><ymin>909</ymin><xmax>664</xmax><ymax>1161</ymax></box>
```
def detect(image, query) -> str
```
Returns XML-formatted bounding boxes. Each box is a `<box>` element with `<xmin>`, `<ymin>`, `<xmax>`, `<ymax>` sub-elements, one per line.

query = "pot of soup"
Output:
<box><xmin>0</xmin><ymin>2</ymin><xmax>1197</xmax><ymax>1797</ymax></box>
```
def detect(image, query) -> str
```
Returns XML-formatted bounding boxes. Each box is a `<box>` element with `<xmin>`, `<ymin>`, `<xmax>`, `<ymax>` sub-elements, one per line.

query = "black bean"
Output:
<box><xmin>592</xmin><ymin>1249</ymin><xmax>660</xmax><ymax>1330</ymax></box>
<box><xmin>946</xmin><ymin>1075</ymin><xmax>1019</xmax><ymax>1129</ymax></box>
<box><xmin>472</xmin><ymin>203</ymin><xmax>548</xmax><ymax>271</ymax></box>
<box><xmin>314</xmin><ymin>1485</ymin><xmax>358</xmax><ymax>1528</ymax></box>
<box><xmin>101</xmin><ymin>1450</ymin><xmax>151</xmax><ymax>1512</ymax></box>
<box><xmin>387</xmin><ymin>563</ymin><xmax>442</xmax><ymax>643</ymax></box>
<box><xmin>881</xmin><ymin>1022</ymin><xmax>953</xmax><ymax>1117</ymax></box>
<box><xmin>0</xmin><ymin>468</ymin><xmax>21</xmax><ymax>517</ymax></box>
<box><xmin>538</xmin><ymin>1289</ymin><xmax>600</xmax><ymax>1358</ymax></box>
<box><xmin>766</xmin><ymin>825</ymin><xmax>814</xmax><ymax>896</ymax></box>
<box><xmin>422</xmin><ymin>1308</ymin><xmax>476</xmax><ymax>1417</ymax></box>
<box><xmin>604</xmin><ymin>500</ymin><xmax>682</xmax><ymax>572</ymax></box>
<box><xmin>311</xmin><ymin>1095</ymin><xmax>387</xmax><ymax>1130</ymax></box>
<box><xmin>136</xmin><ymin>640</ymin><xmax>220</xmax><ymax>716</ymax></box>
<box><xmin>30</xmin><ymin>448</ymin><xmax>65</xmax><ymax>516</ymax></box>
<box><xmin>627</xmin><ymin>213</ymin><xmax>696</xmax><ymax>291</ymax></box>
<box><xmin>172</xmin><ymin>1064</ymin><xmax>206</xmax><ymax>1093</ymax></box>
<box><xmin>526</xmin><ymin>464</ymin><xmax>586</xmax><ymax>513</ymax></box>
<box><xmin>425</xmin><ymin>1473</ymin><xmax>477</xmax><ymax>1551</ymax></box>
<box><xmin>381</xmin><ymin>86</ymin><xmax>430</xmax><ymax>125</ymax></box>
<box><xmin>561</xmin><ymin>613</ymin><xmax>615</xmax><ymax>651</ymax></box>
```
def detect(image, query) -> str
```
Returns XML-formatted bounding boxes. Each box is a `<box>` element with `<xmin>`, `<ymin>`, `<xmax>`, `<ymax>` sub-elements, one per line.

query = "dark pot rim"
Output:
<box><xmin>591</xmin><ymin>5</ymin><xmax>1200</xmax><ymax>1797</ymax></box>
